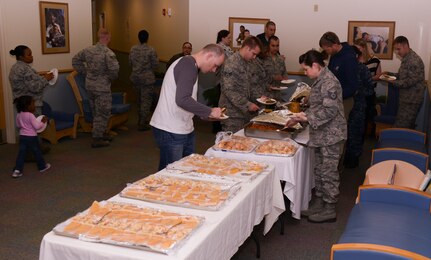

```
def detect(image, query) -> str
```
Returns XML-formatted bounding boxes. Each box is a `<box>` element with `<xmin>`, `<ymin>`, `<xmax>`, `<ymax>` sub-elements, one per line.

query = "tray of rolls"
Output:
<box><xmin>212</xmin><ymin>135</ymin><xmax>260</xmax><ymax>153</ymax></box>
<box><xmin>120</xmin><ymin>174</ymin><xmax>241</xmax><ymax>211</ymax></box>
<box><xmin>254</xmin><ymin>139</ymin><xmax>299</xmax><ymax>157</ymax></box>
<box><xmin>53</xmin><ymin>201</ymin><xmax>204</xmax><ymax>255</ymax></box>
<box><xmin>166</xmin><ymin>154</ymin><xmax>267</xmax><ymax>181</ymax></box>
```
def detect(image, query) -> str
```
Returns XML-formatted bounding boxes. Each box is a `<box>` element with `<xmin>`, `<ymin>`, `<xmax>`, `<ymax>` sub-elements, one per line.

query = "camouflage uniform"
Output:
<box><xmin>344</xmin><ymin>63</ymin><xmax>374</xmax><ymax>161</ymax></box>
<box><xmin>306</xmin><ymin>67</ymin><xmax>347</xmax><ymax>204</ymax></box>
<box><xmin>390</xmin><ymin>49</ymin><xmax>426</xmax><ymax>128</ymax></box>
<box><xmin>219</xmin><ymin>53</ymin><xmax>261</xmax><ymax>132</ymax></box>
<box><xmin>129</xmin><ymin>43</ymin><xmax>159</xmax><ymax>126</ymax></box>
<box><xmin>9</xmin><ymin>61</ymin><xmax>50</xmax><ymax>116</ymax></box>
<box><xmin>262</xmin><ymin>53</ymin><xmax>288</xmax><ymax>87</ymax></box>
<box><xmin>72</xmin><ymin>43</ymin><xmax>119</xmax><ymax>138</ymax></box>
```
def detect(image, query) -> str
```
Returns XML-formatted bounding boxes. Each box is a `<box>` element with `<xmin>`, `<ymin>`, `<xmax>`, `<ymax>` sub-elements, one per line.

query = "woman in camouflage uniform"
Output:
<box><xmin>9</xmin><ymin>45</ymin><xmax>53</xmax><ymax>116</ymax></box>
<box><xmin>287</xmin><ymin>50</ymin><xmax>347</xmax><ymax>223</ymax></box>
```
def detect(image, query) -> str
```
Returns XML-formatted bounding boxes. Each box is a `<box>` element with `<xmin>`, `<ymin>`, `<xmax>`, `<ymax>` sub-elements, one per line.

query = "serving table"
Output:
<box><xmin>205</xmin><ymin>127</ymin><xmax>314</xmax><ymax>219</ymax></box>
<box><xmin>40</xmin><ymin>165</ymin><xmax>285</xmax><ymax>260</ymax></box>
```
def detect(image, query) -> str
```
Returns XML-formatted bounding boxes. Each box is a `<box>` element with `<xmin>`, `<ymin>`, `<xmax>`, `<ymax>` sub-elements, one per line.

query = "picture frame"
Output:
<box><xmin>348</xmin><ymin>21</ymin><xmax>395</xmax><ymax>60</ymax></box>
<box><xmin>229</xmin><ymin>17</ymin><xmax>269</xmax><ymax>49</ymax></box>
<box><xmin>39</xmin><ymin>1</ymin><xmax>70</xmax><ymax>54</ymax></box>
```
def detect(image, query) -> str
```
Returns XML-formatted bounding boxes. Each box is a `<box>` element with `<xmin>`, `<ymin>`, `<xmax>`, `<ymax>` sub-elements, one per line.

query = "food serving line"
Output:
<box><xmin>39</xmin><ymin>83</ymin><xmax>314</xmax><ymax>259</ymax></box>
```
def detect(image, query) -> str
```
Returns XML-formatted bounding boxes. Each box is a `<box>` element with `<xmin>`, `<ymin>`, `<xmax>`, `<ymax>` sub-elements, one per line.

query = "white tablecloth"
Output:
<box><xmin>206</xmin><ymin>129</ymin><xmax>314</xmax><ymax>219</ymax></box>
<box><xmin>40</xmin><ymin>166</ymin><xmax>285</xmax><ymax>260</ymax></box>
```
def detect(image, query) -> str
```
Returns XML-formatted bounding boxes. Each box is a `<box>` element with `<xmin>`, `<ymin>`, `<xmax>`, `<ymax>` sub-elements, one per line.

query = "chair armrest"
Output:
<box><xmin>357</xmin><ymin>185</ymin><xmax>431</xmax><ymax>210</ymax></box>
<box><xmin>332</xmin><ymin>243</ymin><xmax>429</xmax><ymax>260</ymax></box>
<box><xmin>51</xmin><ymin>111</ymin><xmax>78</xmax><ymax>122</ymax></box>
<box><xmin>112</xmin><ymin>92</ymin><xmax>126</xmax><ymax>104</ymax></box>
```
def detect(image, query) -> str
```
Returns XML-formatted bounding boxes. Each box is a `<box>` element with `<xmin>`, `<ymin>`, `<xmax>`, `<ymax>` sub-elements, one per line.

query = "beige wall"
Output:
<box><xmin>189</xmin><ymin>0</ymin><xmax>431</xmax><ymax>79</ymax></box>
<box><xmin>94</xmin><ymin>0</ymin><xmax>189</xmax><ymax>61</ymax></box>
<box><xmin>0</xmin><ymin>0</ymin><xmax>93</xmax><ymax>143</ymax></box>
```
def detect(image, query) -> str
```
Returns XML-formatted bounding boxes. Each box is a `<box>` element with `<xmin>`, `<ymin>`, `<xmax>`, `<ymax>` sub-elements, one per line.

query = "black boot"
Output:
<box><xmin>91</xmin><ymin>138</ymin><xmax>110</xmax><ymax>148</ymax></box>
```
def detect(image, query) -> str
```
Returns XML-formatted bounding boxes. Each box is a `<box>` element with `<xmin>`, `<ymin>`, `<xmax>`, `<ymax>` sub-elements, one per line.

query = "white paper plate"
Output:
<box><xmin>379</xmin><ymin>74</ymin><xmax>396</xmax><ymax>81</ymax></box>
<box><xmin>219</xmin><ymin>114</ymin><xmax>229</xmax><ymax>120</ymax></box>
<box><xmin>270</xmin><ymin>86</ymin><xmax>288</xmax><ymax>91</ymax></box>
<box><xmin>256</xmin><ymin>98</ymin><xmax>276</xmax><ymax>105</ymax></box>
<box><xmin>48</xmin><ymin>68</ymin><xmax>58</xmax><ymax>85</ymax></box>
<box><xmin>281</xmin><ymin>79</ymin><xmax>296</xmax><ymax>84</ymax></box>
<box><xmin>36</xmin><ymin>115</ymin><xmax>48</xmax><ymax>133</ymax></box>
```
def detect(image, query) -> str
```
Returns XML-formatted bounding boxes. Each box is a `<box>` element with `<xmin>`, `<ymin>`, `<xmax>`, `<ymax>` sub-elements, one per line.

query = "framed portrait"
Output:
<box><xmin>39</xmin><ymin>1</ymin><xmax>70</xmax><ymax>54</ymax></box>
<box><xmin>229</xmin><ymin>17</ymin><xmax>269</xmax><ymax>49</ymax></box>
<box><xmin>348</xmin><ymin>21</ymin><xmax>395</xmax><ymax>60</ymax></box>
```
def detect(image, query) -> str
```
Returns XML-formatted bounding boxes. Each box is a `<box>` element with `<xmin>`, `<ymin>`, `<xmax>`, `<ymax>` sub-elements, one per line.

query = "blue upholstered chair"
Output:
<box><xmin>40</xmin><ymin>102</ymin><xmax>79</xmax><ymax>144</ymax></box>
<box><xmin>374</xmin><ymin>82</ymin><xmax>398</xmax><ymax>137</ymax></box>
<box><xmin>376</xmin><ymin>128</ymin><xmax>427</xmax><ymax>153</ymax></box>
<box><xmin>371</xmin><ymin>148</ymin><xmax>429</xmax><ymax>174</ymax></box>
<box><xmin>332</xmin><ymin>185</ymin><xmax>431</xmax><ymax>259</ymax></box>
<box><xmin>67</xmin><ymin>71</ymin><xmax>131</xmax><ymax>133</ymax></box>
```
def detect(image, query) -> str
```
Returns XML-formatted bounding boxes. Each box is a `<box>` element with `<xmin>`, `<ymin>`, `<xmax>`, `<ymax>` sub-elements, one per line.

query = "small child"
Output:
<box><xmin>12</xmin><ymin>96</ymin><xmax>51</xmax><ymax>178</ymax></box>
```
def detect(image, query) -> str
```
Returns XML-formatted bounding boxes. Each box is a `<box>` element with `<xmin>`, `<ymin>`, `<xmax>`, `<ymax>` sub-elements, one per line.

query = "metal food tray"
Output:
<box><xmin>52</xmin><ymin>201</ymin><xmax>205</xmax><ymax>255</ymax></box>
<box><xmin>244</xmin><ymin>122</ymin><xmax>298</xmax><ymax>140</ymax></box>
<box><xmin>166</xmin><ymin>154</ymin><xmax>268</xmax><ymax>182</ymax></box>
<box><xmin>119</xmin><ymin>175</ymin><xmax>242</xmax><ymax>211</ymax></box>
<box><xmin>254</xmin><ymin>139</ymin><xmax>300</xmax><ymax>157</ymax></box>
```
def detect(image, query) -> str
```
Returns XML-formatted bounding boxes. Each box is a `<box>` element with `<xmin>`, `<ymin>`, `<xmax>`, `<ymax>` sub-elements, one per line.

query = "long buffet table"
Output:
<box><xmin>40</xmin><ymin>166</ymin><xmax>285</xmax><ymax>260</ymax></box>
<box><xmin>206</xmin><ymin>128</ymin><xmax>314</xmax><ymax>219</ymax></box>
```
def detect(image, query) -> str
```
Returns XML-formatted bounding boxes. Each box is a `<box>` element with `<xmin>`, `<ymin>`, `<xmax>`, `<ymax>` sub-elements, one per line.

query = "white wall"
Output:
<box><xmin>189</xmin><ymin>0</ymin><xmax>431</xmax><ymax>79</ymax></box>
<box><xmin>0</xmin><ymin>0</ymin><xmax>93</xmax><ymax>143</ymax></box>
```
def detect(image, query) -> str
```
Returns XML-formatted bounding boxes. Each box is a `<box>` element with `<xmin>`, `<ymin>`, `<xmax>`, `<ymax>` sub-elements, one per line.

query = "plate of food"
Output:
<box><xmin>270</xmin><ymin>86</ymin><xmax>288</xmax><ymax>91</ymax></box>
<box><xmin>48</xmin><ymin>68</ymin><xmax>58</xmax><ymax>85</ymax></box>
<box><xmin>281</xmin><ymin>79</ymin><xmax>296</xmax><ymax>84</ymax></box>
<box><xmin>379</xmin><ymin>74</ymin><xmax>396</xmax><ymax>81</ymax></box>
<box><xmin>36</xmin><ymin>115</ymin><xmax>48</xmax><ymax>133</ymax></box>
<box><xmin>256</xmin><ymin>97</ymin><xmax>277</xmax><ymax>105</ymax></box>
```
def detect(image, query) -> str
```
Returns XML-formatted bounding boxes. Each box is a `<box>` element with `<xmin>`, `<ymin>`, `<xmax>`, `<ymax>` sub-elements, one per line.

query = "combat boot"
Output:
<box><xmin>308</xmin><ymin>203</ymin><xmax>337</xmax><ymax>223</ymax></box>
<box><xmin>301</xmin><ymin>196</ymin><xmax>324</xmax><ymax>217</ymax></box>
<box><xmin>91</xmin><ymin>138</ymin><xmax>110</xmax><ymax>148</ymax></box>
<box><xmin>102</xmin><ymin>133</ymin><xmax>115</xmax><ymax>142</ymax></box>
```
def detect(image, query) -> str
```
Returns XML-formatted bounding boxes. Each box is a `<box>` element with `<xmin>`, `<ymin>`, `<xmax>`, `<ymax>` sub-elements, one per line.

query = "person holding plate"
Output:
<box><xmin>11</xmin><ymin>96</ymin><xmax>51</xmax><ymax>178</ymax></box>
<box><xmin>262</xmin><ymin>36</ymin><xmax>289</xmax><ymax>88</ymax></box>
<box><xmin>219</xmin><ymin>36</ymin><xmax>265</xmax><ymax>132</ymax></box>
<box><xmin>286</xmin><ymin>50</ymin><xmax>346</xmax><ymax>223</ymax></box>
<box><xmin>150</xmin><ymin>44</ymin><xmax>224</xmax><ymax>170</ymax></box>
<box><xmin>380</xmin><ymin>36</ymin><xmax>426</xmax><ymax>129</ymax></box>
<box><xmin>9</xmin><ymin>45</ymin><xmax>54</xmax><ymax>116</ymax></box>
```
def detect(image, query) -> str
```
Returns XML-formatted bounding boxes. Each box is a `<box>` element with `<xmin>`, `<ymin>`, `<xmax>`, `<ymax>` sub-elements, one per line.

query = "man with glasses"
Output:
<box><xmin>166</xmin><ymin>42</ymin><xmax>193</xmax><ymax>69</ymax></box>
<box><xmin>150</xmin><ymin>44</ymin><xmax>225</xmax><ymax>170</ymax></box>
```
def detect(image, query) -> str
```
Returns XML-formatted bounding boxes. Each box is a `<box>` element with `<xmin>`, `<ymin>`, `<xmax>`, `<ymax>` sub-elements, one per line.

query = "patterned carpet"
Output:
<box><xmin>0</xmin><ymin>117</ymin><xmax>372</xmax><ymax>260</ymax></box>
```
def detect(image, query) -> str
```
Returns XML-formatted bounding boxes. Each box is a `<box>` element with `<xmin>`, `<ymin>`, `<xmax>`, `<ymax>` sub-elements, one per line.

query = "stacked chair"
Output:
<box><xmin>332</xmin><ymin>128</ymin><xmax>430</xmax><ymax>259</ymax></box>
<box><xmin>375</xmin><ymin>128</ymin><xmax>427</xmax><ymax>154</ymax></box>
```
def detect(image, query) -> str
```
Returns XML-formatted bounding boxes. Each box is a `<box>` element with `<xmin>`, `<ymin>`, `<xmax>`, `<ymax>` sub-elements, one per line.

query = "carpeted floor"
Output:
<box><xmin>0</xmin><ymin>111</ymin><xmax>373</xmax><ymax>260</ymax></box>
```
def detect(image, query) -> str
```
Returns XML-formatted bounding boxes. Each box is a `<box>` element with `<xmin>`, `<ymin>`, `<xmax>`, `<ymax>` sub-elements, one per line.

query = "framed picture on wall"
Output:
<box><xmin>229</xmin><ymin>17</ymin><xmax>269</xmax><ymax>49</ymax></box>
<box><xmin>348</xmin><ymin>21</ymin><xmax>395</xmax><ymax>60</ymax></box>
<box><xmin>39</xmin><ymin>1</ymin><xmax>70</xmax><ymax>54</ymax></box>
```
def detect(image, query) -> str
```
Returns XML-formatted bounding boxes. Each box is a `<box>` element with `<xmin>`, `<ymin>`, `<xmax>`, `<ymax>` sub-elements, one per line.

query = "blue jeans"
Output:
<box><xmin>15</xmin><ymin>135</ymin><xmax>46</xmax><ymax>172</ymax></box>
<box><xmin>152</xmin><ymin>127</ymin><xmax>195</xmax><ymax>170</ymax></box>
